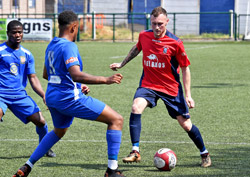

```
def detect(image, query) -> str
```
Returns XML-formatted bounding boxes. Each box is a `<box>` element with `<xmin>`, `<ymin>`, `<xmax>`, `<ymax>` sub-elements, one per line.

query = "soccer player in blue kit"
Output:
<box><xmin>13</xmin><ymin>11</ymin><xmax>125</xmax><ymax>177</ymax></box>
<box><xmin>0</xmin><ymin>20</ymin><xmax>55</xmax><ymax>157</ymax></box>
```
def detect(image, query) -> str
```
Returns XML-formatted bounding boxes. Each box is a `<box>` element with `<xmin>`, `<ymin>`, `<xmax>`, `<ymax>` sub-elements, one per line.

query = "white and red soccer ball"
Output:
<box><xmin>154</xmin><ymin>148</ymin><xmax>177</xmax><ymax>171</ymax></box>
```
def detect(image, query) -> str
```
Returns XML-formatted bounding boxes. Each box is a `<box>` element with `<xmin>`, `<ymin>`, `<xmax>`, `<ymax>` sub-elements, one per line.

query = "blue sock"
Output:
<box><xmin>129</xmin><ymin>113</ymin><xmax>141</xmax><ymax>146</ymax></box>
<box><xmin>36</xmin><ymin>123</ymin><xmax>48</xmax><ymax>143</ymax></box>
<box><xmin>29</xmin><ymin>130</ymin><xmax>60</xmax><ymax>165</ymax></box>
<box><xmin>106</xmin><ymin>130</ymin><xmax>122</xmax><ymax>160</ymax></box>
<box><xmin>188</xmin><ymin>124</ymin><xmax>206</xmax><ymax>152</ymax></box>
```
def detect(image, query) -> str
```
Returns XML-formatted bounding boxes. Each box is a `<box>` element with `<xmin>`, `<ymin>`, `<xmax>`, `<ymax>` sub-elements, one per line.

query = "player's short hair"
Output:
<box><xmin>151</xmin><ymin>6</ymin><xmax>168</xmax><ymax>17</ymax></box>
<box><xmin>58</xmin><ymin>10</ymin><xmax>78</xmax><ymax>27</ymax></box>
<box><xmin>7</xmin><ymin>20</ymin><xmax>23</xmax><ymax>32</ymax></box>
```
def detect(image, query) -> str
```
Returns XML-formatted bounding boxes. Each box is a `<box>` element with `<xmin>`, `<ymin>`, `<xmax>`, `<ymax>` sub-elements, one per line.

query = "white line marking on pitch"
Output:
<box><xmin>0</xmin><ymin>139</ymin><xmax>249</xmax><ymax>146</ymax></box>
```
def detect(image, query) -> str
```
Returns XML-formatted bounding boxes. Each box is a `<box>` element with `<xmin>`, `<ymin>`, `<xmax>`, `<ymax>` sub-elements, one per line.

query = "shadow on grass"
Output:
<box><xmin>211</xmin><ymin>146</ymin><xmax>250</xmax><ymax>168</ymax></box>
<box><xmin>41</xmin><ymin>162</ymin><xmax>105</xmax><ymax>169</ymax></box>
<box><xmin>142</xmin><ymin>146</ymin><xmax>250</xmax><ymax>177</ymax></box>
<box><xmin>192</xmin><ymin>83</ymin><xmax>247</xmax><ymax>89</ymax></box>
<box><xmin>40</xmin><ymin>162</ymin><xmax>151</xmax><ymax>171</ymax></box>
<box><xmin>185</xmin><ymin>146</ymin><xmax>250</xmax><ymax>177</ymax></box>
<box><xmin>18</xmin><ymin>146</ymin><xmax>250</xmax><ymax>177</ymax></box>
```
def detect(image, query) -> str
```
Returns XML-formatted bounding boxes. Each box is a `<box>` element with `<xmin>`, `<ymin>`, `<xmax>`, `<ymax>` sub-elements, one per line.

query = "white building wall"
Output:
<box><xmin>90</xmin><ymin>0</ymin><xmax>128</xmax><ymax>25</ymax></box>
<box><xmin>90</xmin><ymin>0</ymin><xmax>127</xmax><ymax>13</ymax></box>
<box><xmin>235</xmin><ymin>0</ymin><xmax>250</xmax><ymax>35</ymax></box>
<box><xmin>163</xmin><ymin>0</ymin><xmax>200</xmax><ymax>35</ymax></box>
<box><xmin>235</xmin><ymin>0</ymin><xmax>249</xmax><ymax>14</ymax></box>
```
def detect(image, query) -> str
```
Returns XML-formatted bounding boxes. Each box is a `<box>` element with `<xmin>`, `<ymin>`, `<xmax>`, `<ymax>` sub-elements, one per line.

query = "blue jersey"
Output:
<box><xmin>44</xmin><ymin>37</ymin><xmax>82</xmax><ymax>107</ymax></box>
<box><xmin>0</xmin><ymin>42</ymin><xmax>35</xmax><ymax>98</ymax></box>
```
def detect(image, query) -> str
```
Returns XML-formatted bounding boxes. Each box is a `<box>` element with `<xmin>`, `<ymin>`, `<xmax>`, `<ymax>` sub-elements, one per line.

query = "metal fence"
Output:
<box><xmin>1</xmin><ymin>12</ymin><xmax>250</xmax><ymax>41</ymax></box>
<box><xmin>238</xmin><ymin>14</ymin><xmax>250</xmax><ymax>40</ymax></box>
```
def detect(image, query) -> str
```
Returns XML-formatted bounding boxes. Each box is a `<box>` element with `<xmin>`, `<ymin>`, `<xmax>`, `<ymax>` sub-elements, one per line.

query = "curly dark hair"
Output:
<box><xmin>151</xmin><ymin>6</ymin><xmax>167</xmax><ymax>17</ymax></box>
<box><xmin>7</xmin><ymin>20</ymin><xmax>23</xmax><ymax>32</ymax></box>
<box><xmin>58</xmin><ymin>10</ymin><xmax>78</xmax><ymax>27</ymax></box>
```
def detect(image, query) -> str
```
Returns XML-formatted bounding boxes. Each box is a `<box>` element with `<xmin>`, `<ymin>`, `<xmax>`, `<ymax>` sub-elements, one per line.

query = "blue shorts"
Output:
<box><xmin>0</xmin><ymin>95</ymin><xmax>40</xmax><ymax>124</ymax></box>
<box><xmin>134</xmin><ymin>87</ymin><xmax>190</xmax><ymax>119</ymax></box>
<box><xmin>48</xmin><ymin>94</ymin><xmax>106</xmax><ymax>129</ymax></box>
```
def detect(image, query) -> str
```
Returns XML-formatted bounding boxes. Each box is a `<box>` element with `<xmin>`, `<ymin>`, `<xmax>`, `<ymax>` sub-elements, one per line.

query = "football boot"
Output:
<box><xmin>201</xmin><ymin>153</ymin><xmax>211</xmax><ymax>167</ymax></box>
<box><xmin>45</xmin><ymin>149</ymin><xmax>56</xmax><ymax>157</ymax></box>
<box><xmin>104</xmin><ymin>167</ymin><xmax>125</xmax><ymax>177</ymax></box>
<box><xmin>122</xmin><ymin>150</ymin><xmax>141</xmax><ymax>163</ymax></box>
<box><xmin>13</xmin><ymin>164</ymin><xmax>31</xmax><ymax>177</ymax></box>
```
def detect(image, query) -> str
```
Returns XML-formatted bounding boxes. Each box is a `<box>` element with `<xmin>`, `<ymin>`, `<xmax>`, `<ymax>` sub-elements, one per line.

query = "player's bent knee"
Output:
<box><xmin>114</xmin><ymin>114</ymin><xmax>124</xmax><ymax>128</ymax></box>
<box><xmin>131</xmin><ymin>98</ymin><xmax>148</xmax><ymax>114</ymax></box>
<box><xmin>108</xmin><ymin>114</ymin><xmax>123</xmax><ymax>130</ymax></box>
<box><xmin>183</xmin><ymin>125</ymin><xmax>192</xmax><ymax>132</ymax></box>
<box><xmin>131</xmin><ymin>104</ymin><xmax>143</xmax><ymax>114</ymax></box>
<box><xmin>177</xmin><ymin>116</ymin><xmax>192</xmax><ymax>132</ymax></box>
<box><xmin>0</xmin><ymin>108</ymin><xmax>3</xmax><ymax>117</ymax></box>
<box><xmin>37</xmin><ymin>117</ymin><xmax>46</xmax><ymax>126</ymax></box>
<box><xmin>180</xmin><ymin>122</ymin><xmax>192</xmax><ymax>132</ymax></box>
<box><xmin>54</xmin><ymin>128</ymin><xmax>67</xmax><ymax>138</ymax></box>
<box><xmin>28</xmin><ymin>112</ymin><xmax>46</xmax><ymax>127</ymax></box>
<box><xmin>38</xmin><ymin>117</ymin><xmax>46</xmax><ymax>125</ymax></box>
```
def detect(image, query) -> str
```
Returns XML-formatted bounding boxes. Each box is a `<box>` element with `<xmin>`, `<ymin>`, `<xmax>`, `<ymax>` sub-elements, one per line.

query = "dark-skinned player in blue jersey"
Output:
<box><xmin>13</xmin><ymin>11</ymin><xmax>125</xmax><ymax>177</ymax></box>
<box><xmin>0</xmin><ymin>20</ymin><xmax>55</xmax><ymax>158</ymax></box>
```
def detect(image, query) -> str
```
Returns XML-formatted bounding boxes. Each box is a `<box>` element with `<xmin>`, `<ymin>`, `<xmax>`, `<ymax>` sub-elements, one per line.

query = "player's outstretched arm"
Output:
<box><xmin>110</xmin><ymin>45</ymin><xmax>140</xmax><ymax>71</ymax></box>
<box><xmin>181</xmin><ymin>66</ymin><xmax>195</xmax><ymax>109</ymax></box>
<box><xmin>69</xmin><ymin>65</ymin><xmax>123</xmax><ymax>85</ymax></box>
<box><xmin>43</xmin><ymin>65</ymin><xmax>48</xmax><ymax>81</ymax></box>
<box><xmin>28</xmin><ymin>73</ymin><xmax>46</xmax><ymax>104</ymax></box>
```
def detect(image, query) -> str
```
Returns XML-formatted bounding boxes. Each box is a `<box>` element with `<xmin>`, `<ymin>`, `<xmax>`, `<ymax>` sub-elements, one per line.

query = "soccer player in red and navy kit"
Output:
<box><xmin>110</xmin><ymin>6</ymin><xmax>211</xmax><ymax>168</ymax></box>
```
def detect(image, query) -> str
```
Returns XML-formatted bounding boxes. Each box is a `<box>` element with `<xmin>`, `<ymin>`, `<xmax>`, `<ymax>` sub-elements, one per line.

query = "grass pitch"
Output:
<box><xmin>1</xmin><ymin>41</ymin><xmax>250</xmax><ymax>177</ymax></box>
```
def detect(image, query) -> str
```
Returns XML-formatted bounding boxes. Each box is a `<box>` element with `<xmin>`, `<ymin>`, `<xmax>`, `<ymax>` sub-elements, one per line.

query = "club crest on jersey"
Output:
<box><xmin>163</xmin><ymin>47</ymin><xmax>168</xmax><ymax>54</ymax></box>
<box><xmin>20</xmin><ymin>56</ymin><xmax>26</xmax><ymax>64</ymax></box>
<box><xmin>10</xmin><ymin>63</ymin><xmax>18</xmax><ymax>75</ymax></box>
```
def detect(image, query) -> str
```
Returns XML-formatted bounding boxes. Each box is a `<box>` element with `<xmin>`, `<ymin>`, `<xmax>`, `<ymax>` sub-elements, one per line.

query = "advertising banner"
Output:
<box><xmin>7</xmin><ymin>18</ymin><xmax>53</xmax><ymax>41</ymax></box>
<box><xmin>0</xmin><ymin>19</ymin><xmax>7</xmax><ymax>40</ymax></box>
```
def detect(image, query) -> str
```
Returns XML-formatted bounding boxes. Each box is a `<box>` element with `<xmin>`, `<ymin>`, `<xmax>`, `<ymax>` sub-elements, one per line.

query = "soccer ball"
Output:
<box><xmin>154</xmin><ymin>148</ymin><xmax>177</xmax><ymax>171</ymax></box>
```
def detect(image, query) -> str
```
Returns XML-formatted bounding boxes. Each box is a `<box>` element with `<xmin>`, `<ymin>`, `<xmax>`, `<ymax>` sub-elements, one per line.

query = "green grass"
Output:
<box><xmin>180</xmin><ymin>33</ymin><xmax>231</xmax><ymax>39</ymax></box>
<box><xmin>1</xmin><ymin>41</ymin><xmax>250</xmax><ymax>176</ymax></box>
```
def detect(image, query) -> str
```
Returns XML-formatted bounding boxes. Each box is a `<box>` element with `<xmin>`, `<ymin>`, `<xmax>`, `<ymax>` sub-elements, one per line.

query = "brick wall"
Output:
<box><xmin>0</xmin><ymin>0</ymin><xmax>45</xmax><ymax>18</ymax></box>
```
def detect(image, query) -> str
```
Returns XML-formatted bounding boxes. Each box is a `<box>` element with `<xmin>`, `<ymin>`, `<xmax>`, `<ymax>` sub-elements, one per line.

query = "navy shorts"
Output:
<box><xmin>133</xmin><ymin>87</ymin><xmax>190</xmax><ymax>119</ymax></box>
<box><xmin>48</xmin><ymin>93</ymin><xmax>106</xmax><ymax>129</ymax></box>
<box><xmin>0</xmin><ymin>95</ymin><xmax>40</xmax><ymax>124</ymax></box>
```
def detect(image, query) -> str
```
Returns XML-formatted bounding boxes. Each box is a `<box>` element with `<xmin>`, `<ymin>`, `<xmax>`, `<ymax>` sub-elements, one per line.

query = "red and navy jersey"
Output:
<box><xmin>136</xmin><ymin>30</ymin><xmax>190</xmax><ymax>97</ymax></box>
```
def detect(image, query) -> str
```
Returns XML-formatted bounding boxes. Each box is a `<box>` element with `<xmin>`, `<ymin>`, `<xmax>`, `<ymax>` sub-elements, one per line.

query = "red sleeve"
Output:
<box><xmin>176</xmin><ymin>42</ymin><xmax>190</xmax><ymax>67</ymax></box>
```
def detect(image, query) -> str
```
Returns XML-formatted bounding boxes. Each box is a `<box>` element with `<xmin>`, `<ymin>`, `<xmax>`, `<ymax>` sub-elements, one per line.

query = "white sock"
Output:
<box><xmin>200</xmin><ymin>149</ymin><xmax>208</xmax><ymax>155</ymax></box>
<box><xmin>26</xmin><ymin>160</ymin><xmax>33</xmax><ymax>168</ymax></box>
<box><xmin>108</xmin><ymin>160</ymin><xmax>118</xmax><ymax>170</ymax></box>
<box><xmin>132</xmin><ymin>146</ymin><xmax>139</xmax><ymax>152</ymax></box>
